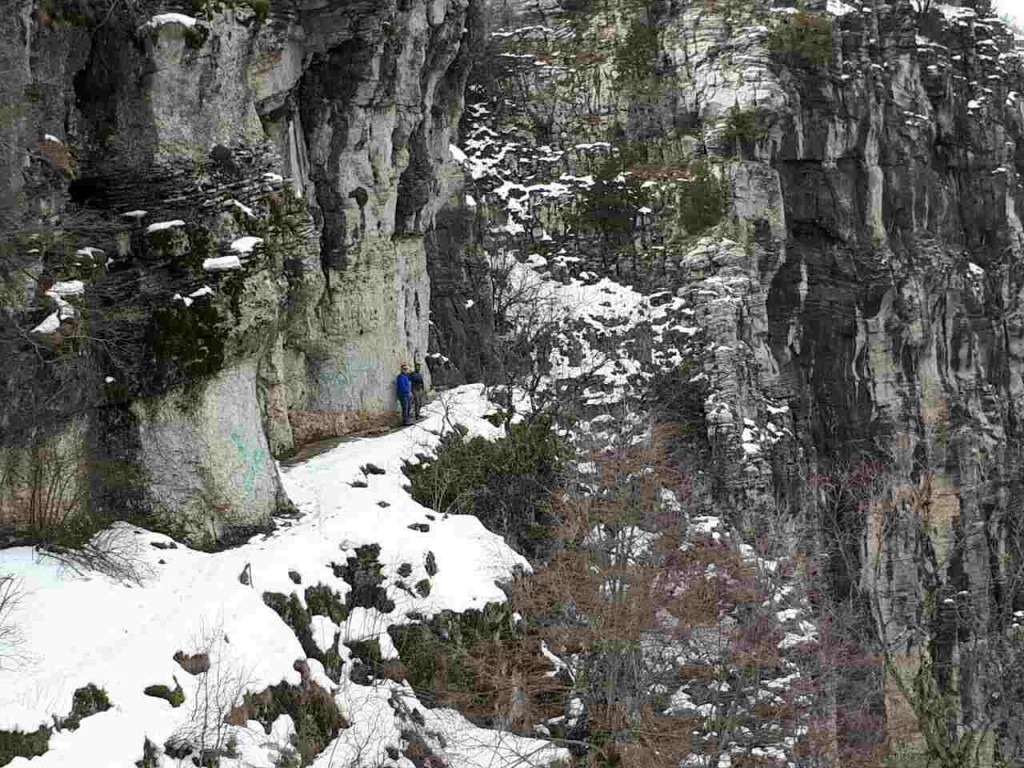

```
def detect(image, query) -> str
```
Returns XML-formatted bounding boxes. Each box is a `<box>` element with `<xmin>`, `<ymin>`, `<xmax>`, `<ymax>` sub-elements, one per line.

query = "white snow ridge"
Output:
<box><xmin>0</xmin><ymin>387</ymin><xmax>567</xmax><ymax>768</ymax></box>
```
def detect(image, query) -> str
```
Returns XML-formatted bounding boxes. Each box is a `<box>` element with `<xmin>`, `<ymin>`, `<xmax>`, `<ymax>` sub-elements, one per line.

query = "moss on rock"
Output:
<box><xmin>0</xmin><ymin>727</ymin><xmax>50</xmax><ymax>766</ymax></box>
<box><xmin>143</xmin><ymin>682</ymin><xmax>185</xmax><ymax>708</ymax></box>
<box><xmin>232</xmin><ymin>678</ymin><xmax>346</xmax><ymax>765</ymax></box>
<box><xmin>58</xmin><ymin>684</ymin><xmax>112</xmax><ymax>731</ymax></box>
<box><xmin>304</xmin><ymin>583</ymin><xmax>348</xmax><ymax>624</ymax></box>
<box><xmin>148</xmin><ymin>300</ymin><xmax>226</xmax><ymax>382</ymax></box>
<box><xmin>263</xmin><ymin>591</ymin><xmax>344</xmax><ymax>681</ymax></box>
<box><xmin>1</xmin><ymin>683</ymin><xmax>112</xmax><ymax>766</ymax></box>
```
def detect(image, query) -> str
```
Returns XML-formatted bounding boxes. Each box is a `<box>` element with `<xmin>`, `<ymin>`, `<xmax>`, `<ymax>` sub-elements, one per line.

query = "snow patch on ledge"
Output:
<box><xmin>203</xmin><ymin>255</ymin><xmax>243</xmax><ymax>271</ymax></box>
<box><xmin>229</xmin><ymin>236</ymin><xmax>263</xmax><ymax>254</ymax></box>
<box><xmin>145</xmin><ymin>219</ymin><xmax>185</xmax><ymax>234</ymax></box>
<box><xmin>49</xmin><ymin>281</ymin><xmax>85</xmax><ymax>297</ymax></box>
<box><xmin>449</xmin><ymin>143</ymin><xmax>468</xmax><ymax>163</ymax></box>
<box><xmin>143</xmin><ymin>13</ymin><xmax>198</xmax><ymax>29</ymax></box>
<box><xmin>827</xmin><ymin>0</ymin><xmax>856</xmax><ymax>15</ymax></box>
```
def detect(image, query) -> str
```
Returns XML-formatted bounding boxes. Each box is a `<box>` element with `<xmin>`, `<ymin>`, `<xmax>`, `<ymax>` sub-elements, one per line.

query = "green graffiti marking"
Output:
<box><xmin>230</xmin><ymin>431</ymin><xmax>263</xmax><ymax>500</ymax></box>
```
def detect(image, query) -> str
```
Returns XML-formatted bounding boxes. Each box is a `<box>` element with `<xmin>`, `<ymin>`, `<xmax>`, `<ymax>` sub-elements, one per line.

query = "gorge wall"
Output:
<box><xmin>0</xmin><ymin>0</ymin><xmax>474</xmax><ymax>546</ymax></box>
<box><xmin>443</xmin><ymin>0</ymin><xmax>1024</xmax><ymax>759</ymax></box>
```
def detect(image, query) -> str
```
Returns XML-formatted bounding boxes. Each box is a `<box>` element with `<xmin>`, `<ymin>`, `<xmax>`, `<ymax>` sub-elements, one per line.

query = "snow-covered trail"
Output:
<box><xmin>0</xmin><ymin>385</ymin><xmax>565</xmax><ymax>768</ymax></box>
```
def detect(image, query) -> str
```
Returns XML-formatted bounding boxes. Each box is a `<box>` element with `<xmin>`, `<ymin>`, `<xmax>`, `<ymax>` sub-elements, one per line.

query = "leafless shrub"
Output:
<box><xmin>169</xmin><ymin>625</ymin><xmax>254</xmax><ymax>765</ymax></box>
<box><xmin>45</xmin><ymin>523</ymin><xmax>153</xmax><ymax>586</ymax></box>
<box><xmin>0</xmin><ymin>436</ymin><xmax>86</xmax><ymax>537</ymax></box>
<box><xmin>0</xmin><ymin>574</ymin><xmax>26</xmax><ymax>671</ymax></box>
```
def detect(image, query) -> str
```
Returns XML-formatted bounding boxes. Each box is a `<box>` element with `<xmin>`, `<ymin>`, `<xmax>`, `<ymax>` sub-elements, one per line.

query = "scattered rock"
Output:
<box><xmin>288</xmin><ymin>570</ymin><xmax>302</xmax><ymax>584</ymax></box>
<box><xmin>163</xmin><ymin>739</ymin><xmax>191</xmax><ymax>761</ymax></box>
<box><xmin>135</xmin><ymin>738</ymin><xmax>160</xmax><ymax>768</ymax></box>
<box><xmin>173</xmin><ymin>650</ymin><xmax>211</xmax><ymax>676</ymax></box>
<box><xmin>331</xmin><ymin>544</ymin><xmax>395</xmax><ymax>613</ymax></box>
<box><xmin>350</xmin><ymin>480</ymin><xmax>368</xmax><ymax>488</ymax></box>
<box><xmin>209</xmin><ymin>144</ymin><xmax>241</xmax><ymax>176</ymax></box>
<box><xmin>408</xmin><ymin>523</ymin><xmax>430</xmax><ymax>533</ymax></box>
<box><xmin>362</xmin><ymin>463</ymin><xmax>386</xmax><ymax>475</ymax></box>
<box><xmin>378</xmin><ymin>501</ymin><xmax>391</xmax><ymax>508</ymax></box>
<box><xmin>143</xmin><ymin>681</ymin><xmax>185</xmax><ymax>708</ymax></box>
<box><xmin>349</xmin><ymin>663</ymin><xmax>372</xmax><ymax>686</ymax></box>
<box><xmin>397</xmin><ymin>563</ymin><xmax>413</xmax><ymax>577</ymax></box>
<box><xmin>424</xmin><ymin>551</ymin><xmax>438</xmax><ymax>576</ymax></box>
<box><xmin>150</xmin><ymin>541</ymin><xmax>177</xmax><ymax>550</ymax></box>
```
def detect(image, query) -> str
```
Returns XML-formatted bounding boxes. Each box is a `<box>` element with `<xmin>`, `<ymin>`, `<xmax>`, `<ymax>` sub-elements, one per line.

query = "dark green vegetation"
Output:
<box><xmin>767</xmin><ymin>10</ymin><xmax>834</xmax><ymax>67</ymax></box>
<box><xmin>675</xmin><ymin>161</ymin><xmax>729</xmax><ymax>236</ymax></box>
<box><xmin>148</xmin><ymin>301</ymin><xmax>225</xmax><ymax>381</ymax></box>
<box><xmin>720</xmin><ymin>104</ymin><xmax>767</xmax><ymax>156</ymax></box>
<box><xmin>404</xmin><ymin>418</ymin><xmax>566</xmax><ymax>560</ymax></box>
<box><xmin>143</xmin><ymin>682</ymin><xmax>185</xmax><ymax>708</ymax></box>
<box><xmin>613</xmin><ymin>18</ymin><xmax>660</xmax><ymax>83</ymax></box>
<box><xmin>234</xmin><ymin>679</ymin><xmax>346</xmax><ymax>765</ymax></box>
<box><xmin>262</xmin><ymin>590</ymin><xmax>344</xmax><ymax>681</ymax></box>
<box><xmin>388</xmin><ymin>602</ymin><xmax>519</xmax><ymax>707</ymax></box>
<box><xmin>0</xmin><ymin>727</ymin><xmax>50</xmax><ymax>767</ymax></box>
<box><xmin>303</xmin><ymin>583</ymin><xmax>348</xmax><ymax>624</ymax></box>
<box><xmin>0</xmin><ymin>684</ymin><xmax>111</xmax><ymax>766</ymax></box>
<box><xmin>58</xmin><ymin>684</ymin><xmax>112</xmax><ymax>730</ymax></box>
<box><xmin>568</xmin><ymin>141</ymin><xmax>729</xmax><ymax>257</ymax></box>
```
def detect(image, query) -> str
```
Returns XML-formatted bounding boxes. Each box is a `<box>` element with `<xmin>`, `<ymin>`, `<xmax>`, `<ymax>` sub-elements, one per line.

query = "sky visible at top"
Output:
<box><xmin>995</xmin><ymin>0</ymin><xmax>1024</xmax><ymax>26</ymax></box>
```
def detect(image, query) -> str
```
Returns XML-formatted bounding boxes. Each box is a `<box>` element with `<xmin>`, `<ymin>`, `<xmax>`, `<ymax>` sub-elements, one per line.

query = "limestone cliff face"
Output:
<box><xmin>445</xmin><ymin>0</ymin><xmax>1024</xmax><ymax>756</ymax></box>
<box><xmin>0</xmin><ymin>0</ymin><xmax>474</xmax><ymax>546</ymax></box>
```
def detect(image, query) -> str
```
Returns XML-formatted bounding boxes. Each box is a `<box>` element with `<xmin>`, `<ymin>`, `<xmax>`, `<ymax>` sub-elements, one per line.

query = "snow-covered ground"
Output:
<box><xmin>0</xmin><ymin>385</ymin><xmax>566</xmax><ymax>768</ymax></box>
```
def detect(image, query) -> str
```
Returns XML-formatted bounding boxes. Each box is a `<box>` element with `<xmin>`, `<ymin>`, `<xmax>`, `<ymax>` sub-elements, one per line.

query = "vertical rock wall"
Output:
<box><xmin>0</xmin><ymin>0</ymin><xmax>477</xmax><ymax>547</ymax></box>
<box><xmin>442</xmin><ymin>0</ymin><xmax>1024</xmax><ymax>756</ymax></box>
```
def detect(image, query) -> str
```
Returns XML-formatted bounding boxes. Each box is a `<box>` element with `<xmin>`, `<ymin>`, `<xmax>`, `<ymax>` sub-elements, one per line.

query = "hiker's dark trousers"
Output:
<box><xmin>399</xmin><ymin>394</ymin><xmax>412</xmax><ymax>425</ymax></box>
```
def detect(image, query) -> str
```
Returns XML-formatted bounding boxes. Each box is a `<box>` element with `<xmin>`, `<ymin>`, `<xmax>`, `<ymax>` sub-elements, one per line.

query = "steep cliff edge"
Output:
<box><xmin>443</xmin><ymin>0</ymin><xmax>1024</xmax><ymax>760</ymax></box>
<box><xmin>0</xmin><ymin>0</ymin><xmax>474</xmax><ymax>547</ymax></box>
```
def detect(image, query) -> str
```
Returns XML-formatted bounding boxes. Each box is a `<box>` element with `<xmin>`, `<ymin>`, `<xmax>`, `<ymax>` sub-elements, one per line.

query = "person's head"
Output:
<box><xmin>400</xmin><ymin>363</ymin><xmax>409</xmax><ymax>373</ymax></box>
<box><xmin>414</xmin><ymin>361</ymin><xmax>421</xmax><ymax>371</ymax></box>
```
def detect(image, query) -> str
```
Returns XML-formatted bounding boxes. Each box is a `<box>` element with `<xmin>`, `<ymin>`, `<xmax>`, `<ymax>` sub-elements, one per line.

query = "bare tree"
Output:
<box><xmin>486</xmin><ymin>251</ymin><xmax>614</xmax><ymax>426</ymax></box>
<box><xmin>170</xmin><ymin>625</ymin><xmax>254</xmax><ymax>766</ymax></box>
<box><xmin>0</xmin><ymin>574</ymin><xmax>25</xmax><ymax>671</ymax></box>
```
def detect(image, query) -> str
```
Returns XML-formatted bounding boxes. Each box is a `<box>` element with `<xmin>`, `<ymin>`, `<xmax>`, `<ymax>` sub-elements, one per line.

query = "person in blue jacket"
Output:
<box><xmin>409</xmin><ymin>361</ymin><xmax>426</xmax><ymax>420</ymax></box>
<box><xmin>397</xmin><ymin>364</ymin><xmax>413</xmax><ymax>426</ymax></box>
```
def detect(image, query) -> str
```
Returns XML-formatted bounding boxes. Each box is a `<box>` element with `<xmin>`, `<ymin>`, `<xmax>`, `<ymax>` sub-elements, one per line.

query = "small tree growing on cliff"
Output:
<box><xmin>486</xmin><ymin>250</ymin><xmax>618</xmax><ymax>427</ymax></box>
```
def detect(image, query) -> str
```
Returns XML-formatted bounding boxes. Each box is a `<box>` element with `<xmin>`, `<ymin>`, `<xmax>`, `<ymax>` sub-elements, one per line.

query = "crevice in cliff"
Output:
<box><xmin>299</xmin><ymin>36</ymin><xmax>381</xmax><ymax>282</ymax></box>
